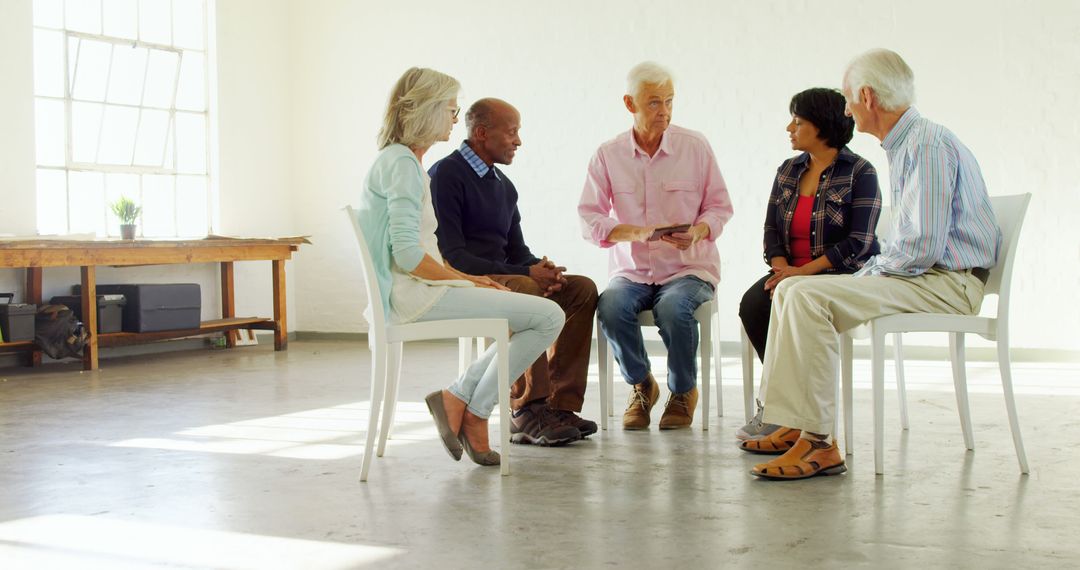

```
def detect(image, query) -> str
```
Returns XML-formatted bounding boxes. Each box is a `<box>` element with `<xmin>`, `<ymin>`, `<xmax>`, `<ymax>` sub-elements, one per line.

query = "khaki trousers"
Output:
<box><xmin>760</xmin><ymin>269</ymin><xmax>985</xmax><ymax>435</ymax></box>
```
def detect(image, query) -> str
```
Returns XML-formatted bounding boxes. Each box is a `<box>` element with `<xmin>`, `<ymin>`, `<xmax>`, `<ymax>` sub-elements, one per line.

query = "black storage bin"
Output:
<box><xmin>49</xmin><ymin>294</ymin><xmax>126</xmax><ymax>334</ymax></box>
<box><xmin>0</xmin><ymin>293</ymin><xmax>37</xmax><ymax>342</ymax></box>
<box><xmin>74</xmin><ymin>284</ymin><xmax>200</xmax><ymax>332</ymax></box>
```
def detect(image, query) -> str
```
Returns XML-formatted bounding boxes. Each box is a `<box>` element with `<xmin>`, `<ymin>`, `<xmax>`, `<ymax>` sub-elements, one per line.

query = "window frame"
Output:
<box><xmin>32</xmin><ymin>0</ymin><xmax>214</xmax><ymax>239</ymax></box>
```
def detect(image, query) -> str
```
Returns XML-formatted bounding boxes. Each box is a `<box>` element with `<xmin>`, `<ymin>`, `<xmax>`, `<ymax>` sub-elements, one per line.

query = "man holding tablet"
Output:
<box><xmin>578</xmin><ymin>62</ymin><xmax>734</xmax><ymax>430</ymax></box>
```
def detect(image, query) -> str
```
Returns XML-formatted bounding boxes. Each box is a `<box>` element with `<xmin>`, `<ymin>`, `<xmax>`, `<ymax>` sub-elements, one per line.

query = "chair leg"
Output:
<box><xmin>714</xmin><ymin>310</ymin><xmax>723</xmax><ymax>418</ymax></box>
<box><xmin>699</xmin><ymin>318</ymin><xmax>711</xmax><ymax>430</ymax></box>
<box><xmin>495</xmin><ymin>332</ymin><xmax>511</xmax><ymax>476</ymax></box>
<box><xmin>872</xmin><ymin>330</ymin><xmax>886</xmax><ymax>475</ymax></box>
<box><xmin>360</xmin><ymin>343</ymin><xmax>388</xmax><ymax>482</ymax></box>
<box><xmin>949</xmin><ymin>332</ymin><xmax>975</xmax><ymax>451</ymax></box>
<box><xmin>894</xmin><ymin>333</ymin><xmax>910</xmax><ymax>431</ymax></box>
<box><xmin>996</xmin><ymin>333</ymin><xmax>1029</xmax><ymax>474</ymax></box>
<box><xmin>841</xmin><ymin>333</ymin><xmax>854</xmax><ymax>456</ymax></box>
<box><xmin>458</xmin><ymin>338</ymin><xmax>473</xmax><ymax>377</ymax></box>
<box><xmin>597</xmin><ymin>328</ymin><xmax>609</xmax><ymax>431</ymax></box>
<box><xmin>740</xmin><ymin>327</ymin><xmax>755</xmax><ymax>424</ymax></box>
<box><xmin>376</xmin><ymin>342</ymin><xmax>403</xmax><ymax>457</ymax></box>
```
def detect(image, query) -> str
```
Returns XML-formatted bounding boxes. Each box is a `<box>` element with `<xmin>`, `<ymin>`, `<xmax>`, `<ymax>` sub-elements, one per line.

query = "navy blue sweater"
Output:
<box><xmin>428</xmin><ymin>150</ymin><xmax>540</xmax><ymax>276</ymax></box>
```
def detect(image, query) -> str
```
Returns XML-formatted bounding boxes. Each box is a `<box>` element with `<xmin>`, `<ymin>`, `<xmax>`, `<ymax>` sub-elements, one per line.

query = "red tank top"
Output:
<box><xmin>789</xmin><ymin>195</ymin><xmax>814</xmax><ymax>267</ymax></box>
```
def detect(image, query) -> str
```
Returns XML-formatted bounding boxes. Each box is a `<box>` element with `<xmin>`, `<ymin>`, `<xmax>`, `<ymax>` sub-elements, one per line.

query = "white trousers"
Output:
<box><xmin>760</xmin><ymin>269</ymin><xmax>985</xmax><ymax>434</ymax></box>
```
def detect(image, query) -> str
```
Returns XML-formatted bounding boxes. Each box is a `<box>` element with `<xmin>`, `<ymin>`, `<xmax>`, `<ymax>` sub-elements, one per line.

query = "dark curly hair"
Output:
<box><xmin>789</xmin><ymin>88</ymin><xmax>854</xmax><ymax>149</ymax></box>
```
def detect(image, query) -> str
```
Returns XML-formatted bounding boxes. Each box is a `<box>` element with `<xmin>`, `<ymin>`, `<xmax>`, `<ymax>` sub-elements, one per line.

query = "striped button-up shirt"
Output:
<box><xmin>763</xmin><ymin>147</ymin><xmax>881</xmax><ymax>272</ymax></box>
<box><xmin>856</xmin><ymin>107</ymin><xmax>1001</xmax><ymax>277</ymax></box>
<box><xmin>458</xmin><ymin>141</ymin><xmax>500</xmax><ymax>180</ymax></box>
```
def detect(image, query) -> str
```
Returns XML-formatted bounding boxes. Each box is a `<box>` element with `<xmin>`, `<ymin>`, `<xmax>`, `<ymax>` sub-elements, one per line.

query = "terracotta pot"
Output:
<box><xmin>120</xmin><ymin>224</ymin><xmax>136</xmax><ymax>240</ymax></box>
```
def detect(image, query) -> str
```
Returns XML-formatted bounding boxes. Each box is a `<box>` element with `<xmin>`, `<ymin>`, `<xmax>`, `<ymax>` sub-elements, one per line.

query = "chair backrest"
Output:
<box><xmin>344</xmin><ymin>205</ymin><xmax>388</xmax><ymax>342</ymax></box>
<box><xmin>985</xmin><ymin>193</ymin><xmax>1032</xmax><ymax>302</ymax></box>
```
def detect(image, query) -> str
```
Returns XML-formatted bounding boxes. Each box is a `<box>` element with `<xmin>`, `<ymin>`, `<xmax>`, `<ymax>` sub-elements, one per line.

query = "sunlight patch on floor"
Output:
<box><xmin>0</xmin><ymin>514</ymin><xmax>403</xmax><ymax>569</ymax></box>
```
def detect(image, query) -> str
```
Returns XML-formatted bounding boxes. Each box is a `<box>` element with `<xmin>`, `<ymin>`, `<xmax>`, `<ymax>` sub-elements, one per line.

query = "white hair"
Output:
<box><xmin>843</xmin><ymin>49</ymin><xmax>915</xmax><ymax>111</ymax></box>
<box><xmin>626</xmin><ymin>61</ymin><xmax>674</xmax><ymax>97</ymax></box>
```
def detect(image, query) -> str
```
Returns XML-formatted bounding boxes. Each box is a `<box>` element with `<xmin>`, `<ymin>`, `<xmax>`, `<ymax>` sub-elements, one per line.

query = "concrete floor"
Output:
<box><xmin>1</xmin><ymin>339</ymin><xmax>1078</xmax><ymax>569</ymax></box>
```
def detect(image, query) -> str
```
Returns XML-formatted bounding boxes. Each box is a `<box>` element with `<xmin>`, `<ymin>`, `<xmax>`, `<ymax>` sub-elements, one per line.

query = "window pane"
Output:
<box><xmin>176</xmin><ymin>176</ymin><xmax>207</xmax><ymax>236</ymax></box>
<box><xmin>103</xmin><ymin>0</ymin><xmax>138</xmax><ymax>39</ymax></box>
<box><xmin>71</xmin><ymin>38</ymin><xmax>112</xmax><ymax>102</ymax></box>
<box><xmin>71</xmin><ymin>102</ymin><xmax>104</xmax><ymax>163</ymax></box>
<box><xmin>34</xmin><ymin>98</ymin><xmax>66</xmax><ymax>167</ymax></box>
<box><xmin>133</xmin><ymin>109</ymin><xmax>169</xmax><ymax>166</ymax></box>
<box><xmin>175</xmin><ymin>51</ymin><xmax>205</xmax><ymax>111</ymax></box>
<box><xmin>143</xmin><ymin>49</ymin><xmax>179</xmax><ymax>108</ymax></box>
<box><xmin>69</xmin><ymin>171</ymin><xmax>107</xmax><ymax>235</ymax></box>
<box><xmin>33</xmin><ymin>29</ymin><xmax>65</xmax><ymax>97</ymax></box>
<box><xmin>139</xmin><ymin>0</ymin><xmax>172</xmax><ymax>44</ymax></box>
<box><xmin>99</xmin><ymin>105</ymin><xmax>140</xmax><ymax>165</ymax></box>
<box><xmin>141</xmin><ymin>174</ymin><xmax>175</xmax><ymax>236</ymax></box>
<box><xmin>106</xmin><ymin>44</ymin><xmax>147</xmax><ymax>105</ymax></box>
<box><xmin>33</xmin><ymin>0</ymin><xmax>64</xmax><ymax>28</ymax></box>
<box><xmin>36</xmin><ymin>169</ymin><xmax>68</xmax><ymax>235</ymax></box>
<box><xmin>163</xmin><ymin>120</ymin><xmax>175</xmax><ymax>168</ymax></box>
<box><xmin>175</xmin><ymin>112</ymin><xmax>206</xmax><ymax>173</ymax></box>
<box><xmin>105</xmin><ymin>173</ymin><xmax>140</xmax><ymax>235</ymax></box>
<box><xmin>172</xmin><ymin>0</ymin><xmax>205</xmax><ymax>49</ymax></box>
<box><xmin>65</xmin><ymin>0</ymin><xmax>102</xmax><ymax>34</ymax></box>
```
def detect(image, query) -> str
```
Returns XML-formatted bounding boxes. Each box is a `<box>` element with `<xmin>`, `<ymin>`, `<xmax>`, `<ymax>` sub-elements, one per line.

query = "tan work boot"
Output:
<box><xmin>659</xmin><ymin>387</ymin><xmax>699</xmax><ymax>430</ymax></box>
<box><xmin>622</xmin><ymin>374</ymin><xmax>660</xmax><ymax>430</ymax></box>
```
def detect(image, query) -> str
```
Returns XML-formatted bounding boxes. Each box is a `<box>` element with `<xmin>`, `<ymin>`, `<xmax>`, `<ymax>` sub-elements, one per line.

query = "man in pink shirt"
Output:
<box><xmin>578</xmin><ymin>61</ymin><xmax>734</xmax><ymax>430</ymax></box>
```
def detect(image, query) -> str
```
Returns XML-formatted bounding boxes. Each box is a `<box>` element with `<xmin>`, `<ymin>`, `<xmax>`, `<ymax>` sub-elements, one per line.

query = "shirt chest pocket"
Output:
<box><xmin>661</xmin><ymin>180</ymin><xmax>702</xmax><ymax>217</ymax></box>
<box><xmin>823</xmin><ymin>186</ymin><xmax>851</xmax><ymax>226</ymax></box>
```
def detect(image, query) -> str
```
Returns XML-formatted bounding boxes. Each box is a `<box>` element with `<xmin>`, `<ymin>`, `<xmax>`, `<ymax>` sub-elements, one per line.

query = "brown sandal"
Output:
<box><xmin>751</xmin><ymin>439</ymin><xmax>847</xmax><ymax>480</ymax></box>
<box><xmin>738</xmin><ymin>427</ymin><xmax>801</xmax><ymax>454</ymax></box>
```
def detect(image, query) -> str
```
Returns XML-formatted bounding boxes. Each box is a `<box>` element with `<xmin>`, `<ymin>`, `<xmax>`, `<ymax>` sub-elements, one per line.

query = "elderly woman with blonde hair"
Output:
<box><xmin>355</xmin><ymin>67</ymin><xmax>564</xmax><ymax>467</ymax></box>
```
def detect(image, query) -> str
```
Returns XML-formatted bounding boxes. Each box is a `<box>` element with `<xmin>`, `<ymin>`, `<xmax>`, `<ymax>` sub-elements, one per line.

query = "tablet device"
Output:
<box><xmin>648</xmin><ymin>224</ymin><xmax>691</xmax><ymax>241</ymax></box>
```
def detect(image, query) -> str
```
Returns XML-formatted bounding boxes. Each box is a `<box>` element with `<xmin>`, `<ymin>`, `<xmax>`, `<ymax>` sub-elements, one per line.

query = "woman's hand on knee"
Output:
<box><xmin>467</xmin><ymin>275</ymin><xmax>510</xmax><ymax>291</ymax></box>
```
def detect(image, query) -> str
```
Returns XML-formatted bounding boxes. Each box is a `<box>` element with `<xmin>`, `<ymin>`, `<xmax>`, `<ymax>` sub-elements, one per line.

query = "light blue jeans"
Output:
<box><xmin>596</xmin><ymin>276</ymin><xmax>715</xmax><ymax>393</ymax></box>
<box><xmin>417</xmin><ymin>287</ymin><xmax>565</xmax><ymax>419</ymax></box>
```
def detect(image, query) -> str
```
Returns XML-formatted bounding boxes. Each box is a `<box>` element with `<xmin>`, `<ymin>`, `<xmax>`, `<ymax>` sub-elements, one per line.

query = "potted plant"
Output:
<box><xmin>110</xmin><ymin>196</ymin><xmax>142</xmax><ymax>240</ymax></box>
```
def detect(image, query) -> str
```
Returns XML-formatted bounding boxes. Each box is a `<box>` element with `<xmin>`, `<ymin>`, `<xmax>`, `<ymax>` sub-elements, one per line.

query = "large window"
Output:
<box><xmin>32</xmin><ymin>0</ymin><xmax>212</xmax><ymax>238</ymax></box>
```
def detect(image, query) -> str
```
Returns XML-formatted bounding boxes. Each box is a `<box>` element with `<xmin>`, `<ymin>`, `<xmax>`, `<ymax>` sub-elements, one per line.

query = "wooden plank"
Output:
<box><xmin>1</xmin><ymin>318</ymin><xmax>274</xmax><ymax>351</ymax></box>
<box><xmin>81</xmin><ymin>266</ymin><xmax>98</xmax><ymax>371</ymax></box>
<box><xmin>24</xmin><ymin>267</ymin><xmax>42</xmax><ymax>367</ymax></box>
<box><xmin>220</xmin><ymin>261</ymin><xmax>236</xmax><ymax>348</ymax></box>
<box><xmin>272</xmin><ymin>259</ymin><xmax>287</xmax><ymax>351</ymax></box>
<box><xmin>0</xmin><ymin>340</ymin><xmax>36</xmax><ymax>354</ymax></box>
<box><xmin>97</xmin><ymin>317</ymin><xmax>274</xmax><ymax>347</ymax></box>
<box><xmin>0</xmin><ymin>244</ymin><xmax>296</xmax><ymax>268</ymax></box>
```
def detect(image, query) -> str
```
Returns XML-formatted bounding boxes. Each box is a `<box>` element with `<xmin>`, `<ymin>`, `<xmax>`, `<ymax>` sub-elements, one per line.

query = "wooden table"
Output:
<box><xmin>0</xmin><ymin>237</ymin><xmax>306</xmax><ymax>370</ymax></box>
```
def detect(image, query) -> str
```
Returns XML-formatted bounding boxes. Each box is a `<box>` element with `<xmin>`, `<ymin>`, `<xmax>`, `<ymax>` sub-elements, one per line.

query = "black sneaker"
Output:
<box><xmin>551</xmin><ymin>409</ymin><xmax>598</xmax><ymax>438</ymax></box>
<box><xmin>510</xmin><ymin>403</ymin><xmax>581</xmax><ymax>446</ymax></box>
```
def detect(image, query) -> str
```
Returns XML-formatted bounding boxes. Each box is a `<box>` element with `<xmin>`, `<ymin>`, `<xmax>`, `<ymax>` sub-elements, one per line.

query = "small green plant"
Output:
<box><xmin>110</xmin><ymin>196</ymin><xmax>142</xmax><ymax>225</ymax></box>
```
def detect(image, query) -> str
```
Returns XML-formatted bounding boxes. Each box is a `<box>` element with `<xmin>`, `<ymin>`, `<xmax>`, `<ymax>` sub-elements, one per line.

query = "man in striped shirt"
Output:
<box><xmin>749</xmin><ymin>49</ymin><xmax>1002</xmax><ymax>480</ymax></box>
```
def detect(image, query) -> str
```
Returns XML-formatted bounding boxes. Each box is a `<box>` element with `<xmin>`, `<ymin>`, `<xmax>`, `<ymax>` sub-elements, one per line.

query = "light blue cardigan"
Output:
<box><xmin>356</xmin><ymin>144</ymin><xmax>428</xmax><ymax>318</ymax></box>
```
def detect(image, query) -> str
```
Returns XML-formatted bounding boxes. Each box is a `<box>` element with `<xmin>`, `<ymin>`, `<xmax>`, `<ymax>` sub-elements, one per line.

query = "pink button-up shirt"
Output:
<box><xmin>578</xmin><ymin>124</ymin><xmax>734</xmax><ymax>286</ymax></box>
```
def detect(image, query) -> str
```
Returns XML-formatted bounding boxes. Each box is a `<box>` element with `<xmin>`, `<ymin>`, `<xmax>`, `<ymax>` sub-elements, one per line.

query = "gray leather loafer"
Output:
<box><xmin>424</xmin><ymin>391</ymin><xmax>463</xmax><ymax>461</ymax></box>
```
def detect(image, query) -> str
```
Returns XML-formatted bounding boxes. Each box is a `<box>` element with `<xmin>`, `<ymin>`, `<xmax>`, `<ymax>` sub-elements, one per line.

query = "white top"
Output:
<box><xmin>388</xmin><ymin>172</ymin><xmax>473</xmax><ymax>323</ymax></box>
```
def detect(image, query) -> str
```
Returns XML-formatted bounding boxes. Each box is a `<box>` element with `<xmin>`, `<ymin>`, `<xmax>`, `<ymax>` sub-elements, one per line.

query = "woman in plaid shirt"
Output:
<box><xmin>736</xmin><ymin>88</ymin><xmax>882</xmax><ymax>447</ymax></box>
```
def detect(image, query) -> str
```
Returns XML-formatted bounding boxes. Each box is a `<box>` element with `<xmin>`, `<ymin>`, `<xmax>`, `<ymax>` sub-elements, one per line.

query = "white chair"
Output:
<box><xmin>841</xmin><ymin>193</ymin><xmax>1032</xmax><ymax>475</ymax></box>
<box><xmin>345</xmin><ymin>206</ymin><xmax>512</xmax><ymax>481</ymax></box>
<box><xmin>595</xmin><ymin>293</ymin><xmax>722</xmax><ymax>431</ymax></box>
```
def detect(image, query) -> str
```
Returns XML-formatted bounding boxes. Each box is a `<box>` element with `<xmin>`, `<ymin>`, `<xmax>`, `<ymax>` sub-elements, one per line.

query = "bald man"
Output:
<box><xmin>428</xmin><ymin>98</ymin><xmax>599</xmax><ymax>447</ymax></box>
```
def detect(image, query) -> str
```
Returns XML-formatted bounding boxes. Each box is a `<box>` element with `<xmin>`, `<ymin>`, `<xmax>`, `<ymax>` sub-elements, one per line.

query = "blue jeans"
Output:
<box><xmin>416</xmin><ymin>287</ymin><xmax>564</xmax><ymax>419</ymax></box>
<box><xmin>596</xmin><ymin>276</ymin><xmax>714</xmax><ymax>393</ymax></box>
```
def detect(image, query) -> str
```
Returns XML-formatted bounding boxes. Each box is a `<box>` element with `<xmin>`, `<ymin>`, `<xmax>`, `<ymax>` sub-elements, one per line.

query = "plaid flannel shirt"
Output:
<box><xmin>762</xmin><ymin>147</ymin><xmax>882</xmax><ymax>273</ymax></box>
